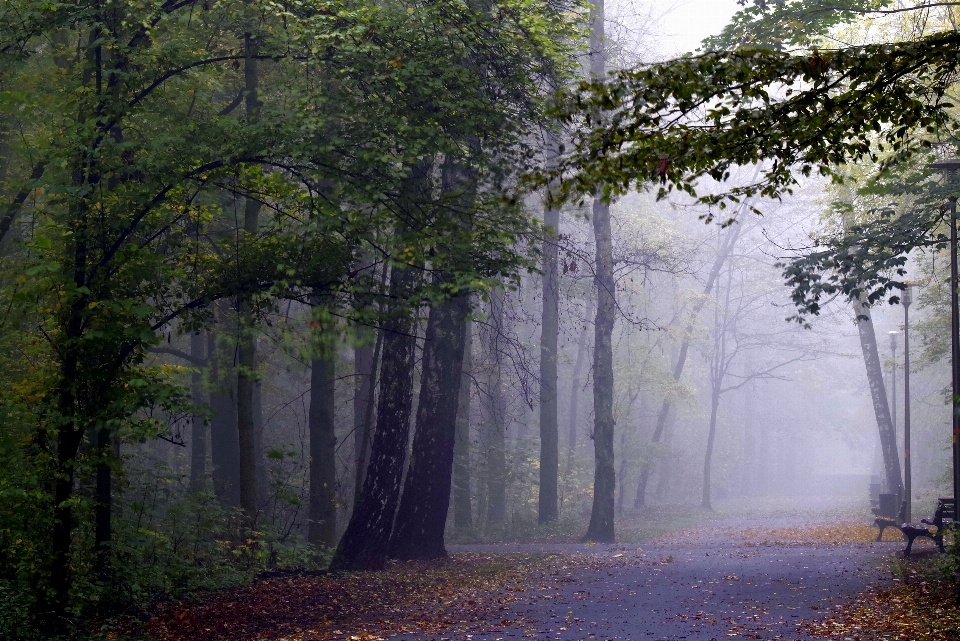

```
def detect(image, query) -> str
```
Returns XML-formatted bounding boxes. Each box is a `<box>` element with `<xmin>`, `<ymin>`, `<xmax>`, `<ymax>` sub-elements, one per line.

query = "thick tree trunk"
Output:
<box><xmin>189</xmin><ymin>331</ymin><xmax>207</xmax><ymax>492</ymax></box>
<box><xmin>353</xmin><ymin>343</ymin><xmax>374</xmax><ymax>495</ymax></box>
<box><xmin>308</xmin><ymin>351</ymin><xmax>338</xmax><ymax>548</ymax></box>
<box><xmin>353</xmin><ymin>331</ymin><xmax>382</xmax><ymax>508</ymax></box>
<box><xmin>48</xmin><ymin>385</ymin><xmax>84</xmax><ymax>627</ymax></box>
<box><xmin>253</xmin><ymin>378</ymin><xmax>267</xmax><ymax>502</ymax></box>
<box><xmin>209</xmin><ymin>330</ymin><xmax>241</xmax><ymax>507</ymax></box>
<box><xmin>236</xmin><ymin>26</ymin><xmax>262</xmax><ymax>523</ymax></box>
<box><xmin>586</xmin><ymin>194</ymin><xmax>616</xmax><ymax>542</ymax></box>
<box><xmin>390</xmin><ymin>293</ymin><xmax>470</xmax><ymax>558</ymax></box>
<box><xmin>483</xmin><ymin>289</ymin><xmax>508</xmax><ymax>525</ymax></box>
<box><xmin>634</xmin><ymin>223</ymin><xmax>742</xmax><ymax>509</ymax></box>
<box><xmin>854</xmin><ymin>300</ymin><xmax>904</xmax><ymax>498</ymax></box>
<box><xmin>583</xmin><ymin>0</ymin><xmax>616</xmax><ymax>544</ymax></box>
<box><xmin>236</xmin><ymin>244</ymin><xmax>259</xmax><ymax>522</ymax></box>
<box><xmin>330</xmin><ymin>262</ymin><xmax>419</xmax><ymax>570</ymax></box>
<box><xmin>539</xmin><ymin>169</ymin><xmax>560</xmax><ymax>524</ymax></box>
<box><xmin>452</xmin><ymin>318</ymin><xmax>474</xmax><ymax>529</ymax></box>
<box><xmin>702</xmin><ymin>387</ymin><xmax>721</xmax><ymax>510</ymax></box>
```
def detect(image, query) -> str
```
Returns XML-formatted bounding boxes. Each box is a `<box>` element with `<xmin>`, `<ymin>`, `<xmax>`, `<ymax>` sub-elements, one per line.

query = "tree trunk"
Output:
<box><xmin>483</xmin><ymin>289</ymin><xmax>508</xmax><ymax>526</ymax></box>
<box><xmin>854</xmin><ymin>300</ymin><xmax>904</xmax><ymax>498</ymax></box>
<box><xmin>209</xmin><ymin>330</ymin><xmax>241</xmax><ymax>507</ymax></box>
<box><xmin>189</xmin><ymin>331</ymin><xmax>207</xmax><ymax>492</ymax></box>
<box><xmin>47</xmin><ymin>375</ymin><xmax>85</xmax><ymax>628</ymax></box>
<box><xmin>653</xmin><ymin>406</ymin><xmax>675</xmax><ymax>501</ymax></box>
<box><xmin>539</xmin><ymin>159</ymin><xmax>560</xmax><ymax>524</ymax></box>
<box><xmin>390</xmin><ymin>293</ymin><xmax>470</xmax><ymax>558</ymax></box>
<box><xmin>634</xmin><ymin>223</ymin><xmax>742</xmax><ymax>509</ymax></box>
<box><xmin>94</xmin><ymin>428</ymin><xmax>111</xmax><ymax>579</ymax></box>
<box><xmin>236</xmin><ymin>25</ymin><xmax>262</xmax><ymax>524</ymax></box>
<box><xmin>354</xmin><ymin>342</ymin><xmax>374</xmax><ymax>497</ymax></box>
<box><xmin>452</xmin><ymin>318</ymin><xmax>474</xmax><ymax>529</ymax></box>
<box><xmin>583</xmin><ymin>0</ymin><xmax>616</xmax><ymax>544</ymax></box>
<box><xmin>308</xmin><ymin>350</ymin><xmax>338</xmax><ymax>548</ymax></box>
<box><xmin>586</xmin><ymin>194</ymin><xmax>616</xmax><ymax>542</ymax></box>
<box><xmin>253</xmin><ymin>377</ymin><xmax>267</xmax><ymax>502</ymax></box>
<box><xmin>702</xmin><ymin>386</ymin><xmax>721</xmax><ymax>510</ymax></box>
<box><xmin>353</xmin><ymin>330</ymin><xmax>382</xmax><ymax>509</ymax></box>
<box><xmin>330</xmin><ymin>262</ymin><xmax>419</xmax><ymax>570</ymax></box>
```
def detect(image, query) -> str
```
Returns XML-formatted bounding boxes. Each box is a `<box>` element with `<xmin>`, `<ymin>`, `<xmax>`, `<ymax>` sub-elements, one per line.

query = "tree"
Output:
<box><xmin>452</xmin><ymin>317</ymin><xmax>474</xmax><ymax>529</ymax></box>
<box><xmin>308</xmin><ymin>320</ymin><xmax>338</xmax><ymax>549</ymax></box>
<box><xmin>537</xmin><ymin>2</ymin><xmax>960</xmax><ymax>356</ymax></box>
<box><xmin>389</xmin><ymin>157</ymin><xmax>476</xmax><ymax>559</ymax></box>
<box><xmin>698</xmin><ymin>225</ymin><xmax>811</xmax><ymax>510</ymax></box>
<box><xmin>583</xmin><ymin>0</ymin><xmax>616</xmax><ymax>544</ymax></box>
<box><xmin>539</xmin><ymin>141</ymin><xmax>561</xmax><ymax>524</ymax></box>
<box><xmin>634</xmin><ymin>220</ymin><xmax>742</xmax><ymax>509</ymax></box>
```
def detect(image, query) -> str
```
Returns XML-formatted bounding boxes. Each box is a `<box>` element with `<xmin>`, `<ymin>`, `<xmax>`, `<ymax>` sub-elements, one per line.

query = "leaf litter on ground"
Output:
<box><xmin>130</xmin><ymin>520</ymin><xmax>959</xmax><ymax>641</ymax></box>
<box><xmin>137</xmin><ymin>552</ymin><xmax>620</xmax><ymax>641</ymax></box>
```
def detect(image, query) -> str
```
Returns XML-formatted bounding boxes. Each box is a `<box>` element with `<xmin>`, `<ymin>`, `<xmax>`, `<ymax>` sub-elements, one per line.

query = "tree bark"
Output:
<box><xmin>236</xmin><ymin>24</ymin><xmax>262</xmax><ymax>524</ymax></box>
<box><xmin>653</xmin><ymin>406</ymin><xmax>675</xmax><ymax>501</ymax></box>
<box><xmin>482</xmin><ymin>288</ymin><xmax>508</xmax><ymax>525</ymax></box>
<box><xmin>209</xmin><ymin>329</ymin><xmax>241</xmax><ymax>507</ymax></box>
<box><xmin>702</xmin><ymin>385</ymin><xmax>721</xmax><ymax>510</ymax></box>
<box><xmin>583</xmin><ymin>0</ymin><xmax>616</xmax><ymax>544</ymax></box>
<box><xmin>854</xmin><ymin>300</ymin><xmax>904</xmax><ymax>498</ymax></box>
<box><xmin>189</xmin><ymin>331</ymin><xmax>207</xmax><ymax>493</ymax></box>
<box><xmin>353</xmin><ymin>330</ymin><xmax>382</xmax><ymax>509</ymax></box>
<box><xmin>539</xmin><ymin>147</ymin><xmax>560</xmax><ymax>524</ymax></box>
<box><xmin>453</xmin><ymin>318</ymin><xmax>474</xmax><ymax>529</ymax></box>
<box><xmin>253</xmin><ymin>377</ymin><xmax>267</xmax><ymax>502</ymax></box>
<box><xmin>354</xmin><ymin>343</ymin><xmax>374</xmax><ymax>496</ymax></box>
<box><xmin>330</xmin><ymin>262</ymin><xmax>419</xmax><ymax>570</ymax></box>
<box><xmin>586</xmin><ymin>194</ymin><xmax>616</xmax><ymax>542</ymax></box>
<box><xmin>390</xmin><ymin>292</ymin><xmax>470</xmax><ymax>558</ymax></box>
<box><xmin>308</xmin><ymin>350</ymin><xmax>338</xmax><ymax>548</ymax></box>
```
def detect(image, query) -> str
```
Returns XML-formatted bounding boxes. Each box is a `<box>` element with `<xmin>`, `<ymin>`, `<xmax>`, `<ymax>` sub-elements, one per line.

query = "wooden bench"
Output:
<box><xmin>873</xmin><ymin>500</ymin><xmax>906</xmax><ymax>542</ymax></box>
<box><xmin>900</xmin><ymin>497</ymin><xmax>956</xmax><ymax>556</ymax></box>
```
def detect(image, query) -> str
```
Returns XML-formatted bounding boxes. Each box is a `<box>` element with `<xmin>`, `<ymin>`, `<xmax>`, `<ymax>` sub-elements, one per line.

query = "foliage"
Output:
<box><xmin>804</xmin><ymin>548</ymin><xmax>960</xmax><ymax>640</ymax></box>
<box><xmin>0</xmin><ymin>0</ymin><xmax>584</xmax><ymax>629</ymax></box>
<box><xmin>535</xmin><ymin>1</ymin><xmax>960</xmax><ymax>326</ymax></box>
<box><xmin>542</xmin><ymin>30</ymin><xmax>959</xmax><ymax>212</ymax></box>
<box><xmin>139</xmin><ymin>553</ymin><xmax>559</xmax><ymax>641</ymax></box>
<box><xmin>703</xmin><ymin>0</ymin><xmax>899</xmax><ymax>51</ymax></box>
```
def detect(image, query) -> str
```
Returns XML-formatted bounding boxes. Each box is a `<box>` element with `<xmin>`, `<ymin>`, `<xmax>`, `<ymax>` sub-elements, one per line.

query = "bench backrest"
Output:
<box><xmin>933</xmin><ymin>498</ymin><xmax>956</xmax><ymax>529</ymax></box>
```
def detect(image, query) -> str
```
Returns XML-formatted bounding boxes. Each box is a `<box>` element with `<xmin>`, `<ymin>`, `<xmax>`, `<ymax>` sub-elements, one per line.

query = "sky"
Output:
<box><xmin>653</xmin><ymin>0</ymin><xmax>744</xmax><ymax>56</ymax></box>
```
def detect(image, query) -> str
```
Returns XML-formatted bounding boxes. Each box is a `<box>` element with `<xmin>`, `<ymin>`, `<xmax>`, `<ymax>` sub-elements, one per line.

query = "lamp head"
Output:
<box><xmin>902</xmin><ymin>283</ymin><xmax>914</xmax><ymax>308</ymax></box>
<box><xmin>930</xmin><ymin>158</ymin><xmax>960</xmax><ymax>188</ymax></box>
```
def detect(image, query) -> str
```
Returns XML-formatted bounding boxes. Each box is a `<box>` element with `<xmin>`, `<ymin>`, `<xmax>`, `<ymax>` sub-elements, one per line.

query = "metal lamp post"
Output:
<box><xmin>903</xmin><ymin>284</ymin><xmax>915</xmax><ymax>524</ymax></box>
<box><xmin>929</xmin><ymin>158</ymin><xmax>960</xmax><ymax>522</ymax></box>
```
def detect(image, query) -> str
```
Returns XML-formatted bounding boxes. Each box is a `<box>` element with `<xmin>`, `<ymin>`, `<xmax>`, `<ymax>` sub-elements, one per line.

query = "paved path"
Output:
<box><xmin>398</xmin><ymin>519</ymin><xmax>899</xmax><ymax>641</ymax></box>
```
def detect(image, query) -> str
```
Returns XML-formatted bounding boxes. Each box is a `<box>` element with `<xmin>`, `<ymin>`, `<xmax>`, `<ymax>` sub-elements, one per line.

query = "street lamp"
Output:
<box><xmin>929</xmin><ymin>158</ymin><xmax>960</xmax><ymax>523</ymax></box>
<box><xmin>903</xmin><ymin>283</ymin><xmax>915</xmax><ymax>524</ymax></box>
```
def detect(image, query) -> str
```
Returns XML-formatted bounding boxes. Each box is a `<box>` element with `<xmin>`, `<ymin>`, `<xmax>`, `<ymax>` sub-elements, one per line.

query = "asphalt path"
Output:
<box><xmin>396</xmin><ymin>518</ymin><xmax>900</xmax><ymax>641</ymax></box>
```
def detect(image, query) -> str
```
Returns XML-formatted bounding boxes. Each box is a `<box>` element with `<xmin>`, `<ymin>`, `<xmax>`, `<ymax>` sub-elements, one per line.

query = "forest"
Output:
<box><xmin>3</xmin><ymin>0</ymin><xmax>960</xmax><ymax>639</ymax></box>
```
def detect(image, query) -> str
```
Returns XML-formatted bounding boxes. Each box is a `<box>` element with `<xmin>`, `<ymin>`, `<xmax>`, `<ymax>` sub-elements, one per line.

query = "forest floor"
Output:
<box><xmin>132</xmin><ymin>496</ymin><xmax>960</xmax><ymax>641</ymax></box>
